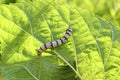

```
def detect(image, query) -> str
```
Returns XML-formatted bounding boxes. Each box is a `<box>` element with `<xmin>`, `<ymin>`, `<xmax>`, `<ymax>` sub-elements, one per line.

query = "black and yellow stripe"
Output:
<box><xmin>37</xmin><ymin>27</ymin><xmax>72</xmax><ymax>56</ymax></box>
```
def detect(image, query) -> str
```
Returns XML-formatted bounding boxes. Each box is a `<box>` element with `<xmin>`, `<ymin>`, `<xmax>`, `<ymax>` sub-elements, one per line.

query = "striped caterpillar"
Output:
<box><xmin>37</xmin><ymin>27</ymin><xmax>72</xmax><ymax>56</ymax></box>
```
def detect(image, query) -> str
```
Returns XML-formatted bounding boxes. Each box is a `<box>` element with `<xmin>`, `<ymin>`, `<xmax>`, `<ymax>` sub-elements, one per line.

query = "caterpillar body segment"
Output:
<box><xmin>37</xmin><ymin>27</ymin><xmax>72</xmax><ymax>56</ymax></box>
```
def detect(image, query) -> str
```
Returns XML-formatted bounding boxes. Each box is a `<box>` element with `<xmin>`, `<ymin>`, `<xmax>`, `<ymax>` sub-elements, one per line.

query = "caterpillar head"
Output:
<box><xmin>66</xmin><ymin>27</ymin><xmax>72</xmax><ymax>32</ymax></box>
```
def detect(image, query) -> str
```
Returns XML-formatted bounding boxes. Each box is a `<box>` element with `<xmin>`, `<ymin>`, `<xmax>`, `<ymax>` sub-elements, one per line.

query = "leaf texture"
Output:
<box><xmin>0</xmin><ymin>1</ymin><xmax>120</xmax><ymax>80</ymax></box>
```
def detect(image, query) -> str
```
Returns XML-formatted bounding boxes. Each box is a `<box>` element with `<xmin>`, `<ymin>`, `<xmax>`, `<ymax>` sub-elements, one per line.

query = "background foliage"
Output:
<box><xmin>0</xmin><ymin>0</ymin><xmax>120</xmax><ymax>27</ymax></box>
<box><xmin>66</xmin><ymin>0</ymin><xmax>120</xmax><ymax>28</ymax></box>
<box><xmin>0</xmin><ymin>0</ymin><xmax>120</xmax><ymax>80</ymax></box>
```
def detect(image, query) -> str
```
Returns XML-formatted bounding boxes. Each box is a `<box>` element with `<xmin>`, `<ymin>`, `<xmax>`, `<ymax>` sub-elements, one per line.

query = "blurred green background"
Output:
<box><xmin>66</xmin><ymin>0</ymin><xmax>120</xmax><ymax>28</ymax></box>
<box><xmin>0</xmin><ymin>0</ymin><xmax>120</xmax><ymax>27</ymax></box>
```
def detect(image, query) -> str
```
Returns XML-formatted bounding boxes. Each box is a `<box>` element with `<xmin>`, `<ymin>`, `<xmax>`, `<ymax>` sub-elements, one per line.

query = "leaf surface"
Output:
<box><xmin>0</xmin><ymin>1</ymin><xmax>120</xmax><ymax>80</ymax></box>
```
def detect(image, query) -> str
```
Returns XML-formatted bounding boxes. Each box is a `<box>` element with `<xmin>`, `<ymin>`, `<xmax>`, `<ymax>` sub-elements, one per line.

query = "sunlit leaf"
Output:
<box><xmin>0</xmin><ymin>1</ymin><xmax>120</xmax><ymax>80</ymax></box>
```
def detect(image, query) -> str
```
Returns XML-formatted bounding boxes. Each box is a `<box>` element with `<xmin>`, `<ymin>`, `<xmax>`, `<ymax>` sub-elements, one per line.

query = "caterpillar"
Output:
<box><xmin>37</xmin><ymin>27</ymin><xmax>72</xmax><ymax>56</ymax></box>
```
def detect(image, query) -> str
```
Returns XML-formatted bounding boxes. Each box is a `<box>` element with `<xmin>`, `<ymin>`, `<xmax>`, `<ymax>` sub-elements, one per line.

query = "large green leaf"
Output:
<box><xmin>0</xmin><ymin>1</ymin><xmax>120</xmax><ymax>80</ymax></box>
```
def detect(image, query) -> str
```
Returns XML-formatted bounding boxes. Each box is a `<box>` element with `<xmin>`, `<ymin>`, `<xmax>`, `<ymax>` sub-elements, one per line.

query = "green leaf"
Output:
<box><xmin>0</xmin><ymin>1</ymin><xmax>120</xmax><ymax>80</ymax></box>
